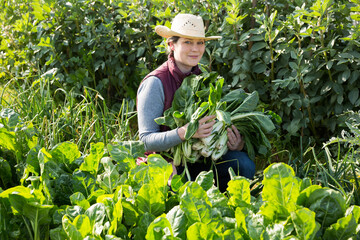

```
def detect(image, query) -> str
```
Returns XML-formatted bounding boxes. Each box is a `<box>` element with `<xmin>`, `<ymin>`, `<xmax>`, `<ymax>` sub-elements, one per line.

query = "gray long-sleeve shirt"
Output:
<box><xmin>137</xmin><ymin>76</ymin><xmax>183</xmax><ymax>152</ymax></box>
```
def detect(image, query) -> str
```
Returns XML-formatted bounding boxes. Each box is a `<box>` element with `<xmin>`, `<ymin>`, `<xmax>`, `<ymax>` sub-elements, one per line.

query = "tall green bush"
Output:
<box><xmin>1</xmin><ymin>0</ymin><xmax>359</xmax><ymax>144</ymax></box>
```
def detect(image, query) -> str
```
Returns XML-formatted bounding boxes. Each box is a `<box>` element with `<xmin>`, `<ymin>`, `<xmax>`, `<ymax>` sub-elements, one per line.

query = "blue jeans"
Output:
<box><xmin>177</xmin><ymin>150</ymin><xmax>255</xmax><ymax>192</ymax></box>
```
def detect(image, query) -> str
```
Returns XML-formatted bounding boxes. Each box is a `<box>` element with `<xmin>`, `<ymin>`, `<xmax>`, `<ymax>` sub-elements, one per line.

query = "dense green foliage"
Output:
<box><xmin>1</xmin><ymin>0</ymin><xmax>359</xmax><ymax>143</ymax></box>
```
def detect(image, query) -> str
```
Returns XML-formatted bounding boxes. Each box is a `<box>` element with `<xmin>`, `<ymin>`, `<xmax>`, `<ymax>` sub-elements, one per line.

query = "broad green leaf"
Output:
<box><xmin>259</xmin><ymin>202</ymin><xmax>289</xmax><ymax>222</ymax></box>
<box><xmin>247</xmin><ymin>213</ymin><xmax>268</xmax><ymax>240</ymax></box>
<box><xmin>186</xmin><ymin>222</ymin><xmax>222</xmax><ymax>240</ymax></box>
<box><xmin>8</xmin><ymin>193</ymin><xmax>53</xmax><ymax>225</ymax></box>
<box><xmin>166</xmin><ymin>206</ymin><xmax>187</xmax><ymax>239</ymax></box>
<box><xmin>62</xmin><ymin>215</ymin><xmax>91</xmax><ymax>240</ymax></box>
<box><xmin>97</xmin><ymin>157</ymin><xmax>121</xmax><ymax>194</ymax></box>
<box><xmin>305</xmin><ymin>188</ymin><xmax>347</xmax><ymax>227</ymax></box>
<box><xmin>261</xmin><ymin>222</ymin><xmax>292</xmax><ymax>240</ymax></box>
<box><xmin>323</xmin><ymin>214</ymin><xmax>357</xmax><ymax>240</ymax></box>
<box><xmin>231</xmin><ymin>91</ymin><xmax>259</xmax><ymax>114</ymax></box>
<box><xmin>108</xmin><ymin>141</ymin><xmax>144</xmax><ymax>172</ymax></box>
<box><xmin>0</xmin><ymin>128</ymin><xmax>16</xmax><ymax>151</ymax></box>
<box><xmin>348</xmin><ymin>88</ymin><xmax>359</xmax><ymax>105</ymax></box>
<box><xmin>80</xmin><ymin>142</ymin><xmax>105</xmax><ymax>175</ymax></box>
<box><xmin>122</xmin><ymin>201</ymin><xmax>139</xmax><ymax>227</ymax></box>
<box><xmin>227</xmin><ymin>178</ymin><xmax>251</xmax><ymax>208</ymax></box>
<box><xmin>132</xmin><ymin>212</ymin><xmax>155</xmax><ymax>240</ymax></box>
<box><xmin>235</xmin><ymin>207</ymin><xmax>249</xmax><ymax>235</ymax></box>
<box><xmin>195</xmin><ymin>171</ymin><xmax>214</xmax><ymax>191</ymax></box>
<box><xmin>291</xmin><ymin>208</ymin><xmax>319</xmax><ymax>240</ymax></box>
<box><xmin>65</xmin><ymin>206</ymin><xmax>83</xmax><ymax>222</ymax></box>
<box><xmin>70</xmin><ymin>192</ymin><xmax>90</xmax><ymax>210</ymax></box>
<box><xmin>215</xmin><ymin>110</ymin><xmax>232</xmax><ymax>126</ymax></box>
<box><xmin>297</xmin><ymin>185</ymin><xmax>322</xmax><ymax>206</ymax></box>
<box><xmin>145</xmin><ymin>215</ymin><xmax>173</xmax><ymax>240</ymax></box>
<box><xmin>85</xmin><ymin>203</ymin><xmax>107</xmax><ymax>236</ymax></box>
<box><xmin>0</xmin><ymin>158</ymin><xmax>12</xmax><ymax>187</ymax></box>
<box><xmin>345</xmin><ymin>205</ymin><xmax>360</xmax><ymax>223</ymax></box>
<box><xmin>262</xmin><ymin>163</ymin><xmax>299</xmax><ymax>212</ymax></box>
<box><xmin>72</xmin><ymin>170</ymin><xmax>96</xmax><ymax>199</ymax></box>
<box><xmin>136</xmin><ymin>184</ymin><xmax>165</xmax><ymax>217</ymax></box>
<box><xmin>130</xmin><ymin>154</ymin><xmax>172</xmax><ymax>192</ymax></box>
<box><xmin>185</xmin><ymin>119</ymin><xmax>199</xmax><ymax>140</ymax></box>
<box><xmin>180</xmin><ymin>182</ymin><xmax>212</xmax><ymax>225</ymax></box>
<box><xmin>51</xmin><ymin>141</ymin><xmax>81</xmax><ymax>165</ymax></box>
<box><xmin>251</xmin><ymin>42</ymin><xmax>267</xmax><ymax>52</ymax></box>
<box><xmin>25</xmin><ymin>146</ymin><xmax>41</xmax><ymax>175</ymax></box>
<box><xmin>170</xmin><ymin>174</ymin><xmax>186</xmax><ymax>192</ymax></box>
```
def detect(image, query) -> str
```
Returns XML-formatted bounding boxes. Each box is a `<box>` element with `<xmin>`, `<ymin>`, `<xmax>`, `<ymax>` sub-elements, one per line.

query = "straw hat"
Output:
<box><xmin>155</xmin><ymin>14</ymin><xmax>222</xmax><ymax>41</ymax></box>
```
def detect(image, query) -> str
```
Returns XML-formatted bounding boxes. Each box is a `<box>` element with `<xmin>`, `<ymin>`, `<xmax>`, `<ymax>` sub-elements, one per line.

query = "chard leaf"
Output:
<box><xmin>132</xmin><ymin>212</ymin><xmax>155</xmax><ymax>240</ymax></box>
<box><xmin>129</xmin><ymin>154</ymin><xmax>172</xmax><ymax>193</ymax></box>
<box><xmin>122</xmin><ymin>201</ymin><xmax>139</xmax><ymax>227</ymax></box>
<box><xmin>62</xmin><ymin>215</ymin><xmax>91</xmax><ymax>240</ymax></box>
<box><xmin>185</xmin><ymin>120</ymin><xmax>199</xmax><ymax>140</ymax></box>
<box><xmin>261</xmin><ymin>222</ymin><xmax>292</xmax><ymax>240</ymax></box>
<box><xmin>72</xmin><ymin>170</ymin><xmax>96</xmax><ymax>199</ymax></box>
<box><xmin>51</xmin><ymin>141</ymin><xmax>81</xmax><ymax>165</ymax></box>
<box><xmin>323</xmin><ymin>214</ymin><xmax>357</xmax><ymax>240</ymax></box>
<box><xmin>79</xmin><ymin>142</ymin><xmax>105</xmax><ymax>175</ymax></box>
<box><xmin>145</xmin><ymin>215</ymin><xmax>174</xmax><ymax>239</ymax></box>
<box><xmin>0</xmin><ymin>158</ymin><xmax>12</xmax><ymax>187</ymax></box>
<box><xmin>247</xmin><ymin>213</ymin><xmax>267</xmax><ymax>240</ymax></box>
<box><xmin>231</xmin><ymin>91</ymin><xmax>259</xmax><ymax>114</ymax></box>
<box><xmin>235</xmin><ymin>207</ymin><xmax>249</xmax><ymax>235</ymax></box>
<box><xmin>186</xmin><ymin>222</ymin><xmax>222</xmax><ymax>240</ymax></box>
<box><xmin>227</xmin><ymin>178</ymin><xmax>251</xmax><ymax>208</ymax></box>
<box><xmin>0</xmin><ymin>128</ymin><xmax>16</xmax><ymax>151</ymax></box>
<box><xmin>166</xmin><ymin>206</ymin><xmax>187</xmax><ymax>239</ymax></box>
<box><xmin>306</xmin><ymin>188</ymin><xmax>347</xmax><ymax>227</ymax></box>
<box><xmin>291</xmin><ymin>208</ymin><xmax>319</xmax><ymax>240</ymax></box>
<box><xmin>195</xmin><ymin>170</ymin><xmax>214</xmax><ymax>191</ymax></box>
<box><xmin>85</xmin><ymin>203</ymin><xmax>107</xmax><ymax>235</ymax></box>
<box><xmin>96</xmin><ymin>157</ymin><xmax>121</xmax><ymax>194</ymax></box>
<box><xmin>180</xmin><ymin>182</ymin><xmax>212</xmax><ymax>225</ymax></box>
<box><xmin>215</xmin><ymin>110</ymin><xmax>232</xmax><ymax>126</ymax></box>
<box><xmin>345</xmin><ymin>205</ymin><xmax>360</xmax><ymax>223</ymax></box>
<box><xmin>297</xmin><ymin>185</ymin><xmax>322</xmax><ymax>206</ymax></box>
<box><xmin>262</xmin><ymin>163</ymin><xmax>300</xmax><ymax>213</ymax></box>
<box><xmin>70</xmin><ymin>192</ymin><xmax>90</xmax><ymax>210</ymax></box>
<box><xmin>221</xmin><ymin>88</ymin><xmax>246</xmax><ymax>104</ymax></box>
<box><xmin>136</xmin><ymin>184</ymin><xmax>165</xmax><ymax>217</ymax></box>
<box><xmin>154</xmin><ymin>114</ymin><xmax>175</xmax><ymax>128</ymax></box>
<box><xmin>108</xmin><ymin>141</ymin><xmax>144</xmax><ymax>172</ymax></box>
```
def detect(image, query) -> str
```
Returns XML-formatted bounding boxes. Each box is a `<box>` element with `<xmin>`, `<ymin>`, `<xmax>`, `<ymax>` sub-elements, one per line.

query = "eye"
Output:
<box><xmin>185</xmin><ymin>41</ymin><xmax>191</xmax><ymax>44</ymax></box>
<box><xmin>197</xmin><ymin>41</ymin><xmax>205</xmax><ymax>45</ymax></box>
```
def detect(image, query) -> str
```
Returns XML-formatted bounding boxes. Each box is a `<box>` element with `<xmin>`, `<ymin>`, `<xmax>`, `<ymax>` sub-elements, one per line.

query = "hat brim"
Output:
<box><xmin>155</xmin><ymin>25</ymin><xmax>222</xmax><ymax>41</ymax></box>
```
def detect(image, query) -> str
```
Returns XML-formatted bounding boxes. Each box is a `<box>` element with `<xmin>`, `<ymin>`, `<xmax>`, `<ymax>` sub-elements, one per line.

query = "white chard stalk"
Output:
<box><xmin>192</xmin><ymin>140</ymin><xmax>205</xmax><ymax>151</ymax></box>
<box><xmin>215</xmin><ymin>130</ymin><xmax>228</xmax><ymax>150</ymax></box>
<box><xmin>212</xmin><ymin>145</ymin><xmax>228</xmax><ymax>161</ymax></box>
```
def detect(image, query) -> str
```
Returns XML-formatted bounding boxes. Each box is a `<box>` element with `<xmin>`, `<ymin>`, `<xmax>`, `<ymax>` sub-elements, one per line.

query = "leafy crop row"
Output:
<box><xmin>1</xmin><ymin>136</ymin><xmax>359</xmax><ymax>239</ymax></box>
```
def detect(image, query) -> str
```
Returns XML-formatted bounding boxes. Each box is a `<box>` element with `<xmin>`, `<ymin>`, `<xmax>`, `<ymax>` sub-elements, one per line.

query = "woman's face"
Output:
<box><xmin>169</xmin><ymin>37</ymin><xmax>205</xmax><ymax>73</ymax></box>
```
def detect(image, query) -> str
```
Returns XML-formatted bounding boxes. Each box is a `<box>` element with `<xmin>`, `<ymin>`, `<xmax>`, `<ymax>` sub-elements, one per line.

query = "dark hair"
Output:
<box><xmin>166</xmin><ymin>36</ymin><xmax>180</xmax><ymax>54</ymax></box>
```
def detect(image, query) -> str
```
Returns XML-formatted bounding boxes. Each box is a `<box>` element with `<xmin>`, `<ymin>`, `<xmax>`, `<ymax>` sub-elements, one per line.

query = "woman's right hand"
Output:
<box><xmin>178</xmin><ymin>115</ymin><xmax>216</xmax><ymax>140</ymax></box>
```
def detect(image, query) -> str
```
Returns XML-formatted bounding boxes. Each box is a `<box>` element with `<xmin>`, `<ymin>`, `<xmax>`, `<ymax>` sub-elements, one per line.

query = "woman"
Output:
<box><xmin>137</xmin><ymin>13</ymin><xmax>255</xmax><ymax>192</ymax></box>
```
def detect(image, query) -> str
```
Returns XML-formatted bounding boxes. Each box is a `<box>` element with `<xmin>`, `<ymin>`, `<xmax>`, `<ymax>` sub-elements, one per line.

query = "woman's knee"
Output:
<box><xmin>222</xmin><ymin>151</ymin><xmax>255</xmax><ymax>179</ymax></box>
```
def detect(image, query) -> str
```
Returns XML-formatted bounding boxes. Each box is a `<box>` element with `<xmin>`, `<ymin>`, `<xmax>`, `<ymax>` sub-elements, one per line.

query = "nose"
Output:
<box><xmin>191</xmin><ymin>43</ymin><xmax>200</xmax><ymax>52</ymax></box>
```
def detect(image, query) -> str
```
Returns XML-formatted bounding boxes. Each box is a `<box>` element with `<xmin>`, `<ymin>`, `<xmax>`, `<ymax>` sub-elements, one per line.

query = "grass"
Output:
<box><xmin>0</xmin><ymin>75</ymin><xmax>138</xmax><ymax>153</ymax></box>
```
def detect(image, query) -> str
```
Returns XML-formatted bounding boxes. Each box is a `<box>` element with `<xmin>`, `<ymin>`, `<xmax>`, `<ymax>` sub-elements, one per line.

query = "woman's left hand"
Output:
<box><xmin>227</xmin><ymin>125</ymin><xmax>244</xmax><ymax>151</ymax></box>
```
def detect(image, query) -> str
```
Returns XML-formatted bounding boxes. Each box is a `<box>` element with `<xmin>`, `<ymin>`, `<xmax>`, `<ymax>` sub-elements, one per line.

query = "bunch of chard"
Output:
<box><xmin>155</xmin><ymin>72</ymin><xmax>276</xmax><ymax>167</ymax></box>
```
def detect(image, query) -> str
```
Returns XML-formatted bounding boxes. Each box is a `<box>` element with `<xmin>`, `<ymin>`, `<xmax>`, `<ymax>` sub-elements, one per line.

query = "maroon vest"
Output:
<box><xmin>140</xmin><ymin>54</ymin><xmax>202</xmax><ymax>132</ymax></box>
